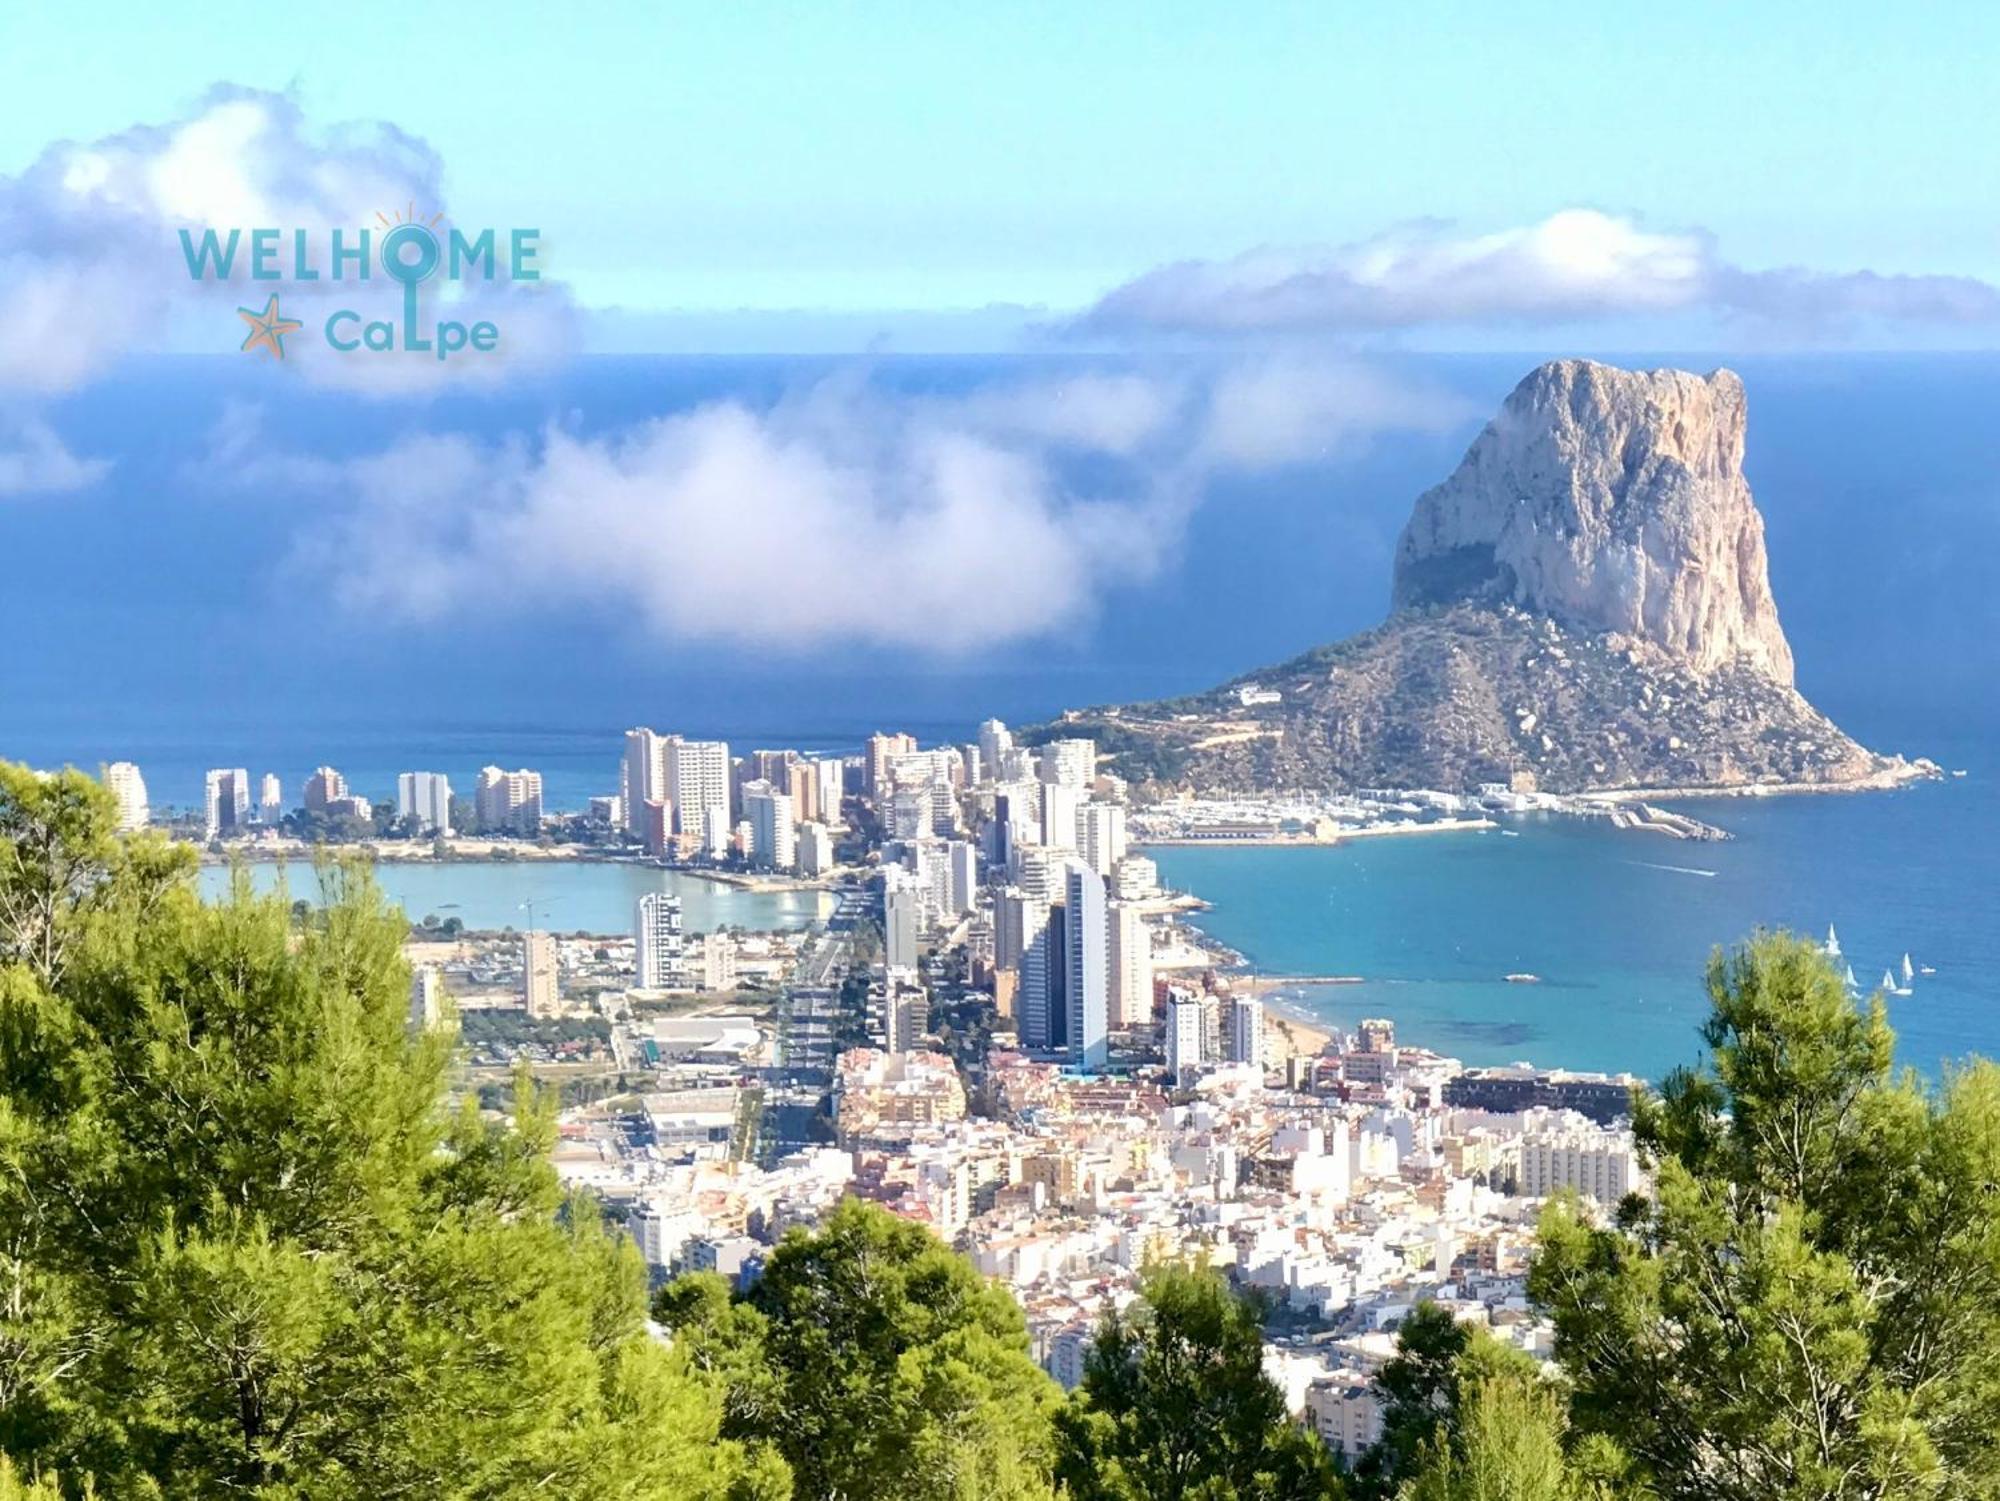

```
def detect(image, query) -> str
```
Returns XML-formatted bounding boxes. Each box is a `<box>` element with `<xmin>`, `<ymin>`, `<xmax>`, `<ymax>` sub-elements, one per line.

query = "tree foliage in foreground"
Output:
<box><xmin>1053</xmin><ymin>1261</ymin><xmax>1344</xmax><ymax>1501</ymax></box>
<box><xmin>1531</xmin><ymin>931</ymin><xmax>2000</xmax><ymax>1500</ymax></box>
<box><xmin>655</xmin><ymin>1197</ymin><xmax>1060</xmax><ymax>1500</ymax></box>
<box><xmin>0</xmin><ymin>762</ymin><xmax>757</xmax><ymax>1498</ymax></box>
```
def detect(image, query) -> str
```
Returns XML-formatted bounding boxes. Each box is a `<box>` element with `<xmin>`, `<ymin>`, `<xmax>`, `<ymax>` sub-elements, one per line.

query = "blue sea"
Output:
<box><xmin>1148</xmin><ymin>720</ymin><xmax>1995</xmax><ymax>1082</ymax></box>
<box><xmin>4</xmin><ymin>352</ymin><xmax>1995</xmax><ymax>1080</ymax></box>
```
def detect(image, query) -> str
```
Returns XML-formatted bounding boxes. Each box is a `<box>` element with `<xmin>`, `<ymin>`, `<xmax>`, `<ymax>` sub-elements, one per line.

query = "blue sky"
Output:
<box><xmin>3</xmin><ymin>7</ymin><xmax>1998</xmax><ymax>786</ymax></box>
<box><xmin>5</xmin><ymin>1</ymin><xmax>1998</xmax><ymax>317</ymax></box>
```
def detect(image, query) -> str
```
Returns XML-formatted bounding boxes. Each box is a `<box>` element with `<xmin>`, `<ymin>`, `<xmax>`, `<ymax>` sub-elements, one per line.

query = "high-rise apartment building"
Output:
<box><xmin>1077</xmin><ymin>802</ymin><xmax>1125</xmax><ymax>877</ymax></box>
<box><xmin>256</xmin><ymin>773</ymin><xmax>283</xmax><ymax>825</ymax></box>
<box><xmin>396</xmin><ymin>771</ymin><xmax>453</xmax><ymax>834</ymax></box>
<box><xmin>666</xmin><ymin>738</ymin><xmax>730</xmax><ymax>838</ymax></box>
<box><xmin>1166</xmin><ymin>993</ymin><xmax>1207</xmax><ymax>1085</ymax></box>
<box><xmin>636</xmin><ymin>891</ymin><xmax>687</xmax><ymax>989</ymax></box>
<box><xmin>1064</xmin><ymin>865</ymin><xmax>1109</xmax><ymax>1072</ymax></box>
<box><xmin>743</xmin><ymin>780</ymin><xmax>797</xmax><ymax>872</ymax></box>
<box><xmin>476</xmin><ymin>767</ymin><xmax>544</xmax><ymax>834</ymax></box>
<box><xmin>102</xmin><ymin>761</ymin><xmax>149</xmax><ymax>832</ymax></box>
<box><xmin>302</xmin><ymin>766</ymin><xmax>347</xmax><ymax>813</ymax></box>
<box><xmin>946</xmin><ymin>840</ymin><xmax>979</xmax><ymax>915</ymax></box>
<box><xmin>797</xmin><ymin>820</ymin><xmax>834</xmax><ymax>877</ymax></box>
<box><xmin>1227</xmin><ymin>995</ymin><xmax>1266</xmax><ymax>1073</ymax></box>
<box><xmin>883</xmin><ymin>867</ymin><xmax>923</xmax><ymax>973</ymax></box>
<box><xmin>622</xmin><ymin>728</ymin><xmax>666</xmax><ymax>837</ymax></box>
<box><xmin>1040</xmin><ymin>784</ymin><xmax>1082</xmax><ymax>852</ymax></box>
<box><xmin>865</xmin><ymin>731</ymin><xmax>918</xmax><ymax>796</ymax></box>
<box><xmin>523</xmin><ymin>931</ymin><xmax>558</xmax><ymax>1018</ymax></box>
<box><xmin>1108</xmin><ymin>901</ymin><xmax>1153</xmax><ymax>1029</ymax></box>
<box><xmin>408</xmin><ymin>966</ymin><xmax>444</xmax><ymax>1030</ymax></box>
<box><xmin>203</xmin><ymin>768</ymin><xmax>250</xmax><ymax>840</ymax></box>
<box><xmin>977</xmin><ymin>718</ymin><xmax>1013</xmax><ymax>773</ymax></box>
<box><xmin>1038</xmin><ymin>737</ymin><xmax>1095</xmax><ymax>790</ymax></box>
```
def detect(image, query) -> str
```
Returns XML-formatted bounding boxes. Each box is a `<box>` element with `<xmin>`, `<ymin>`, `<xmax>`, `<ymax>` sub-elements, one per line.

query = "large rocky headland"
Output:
<box><xmin>1041</xmin><ymin>359</ymin><xmax>1927</xmax><ymax>796</ymax></box>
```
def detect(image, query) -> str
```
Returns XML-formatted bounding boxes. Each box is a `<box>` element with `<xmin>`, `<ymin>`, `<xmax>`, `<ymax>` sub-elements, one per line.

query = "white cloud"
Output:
<box><xmin>1080</xmin><ymin>209</ymin><xmax>2000</xmax><ymax>337</ymax></box>
<box><xmin>0</xmin><ymin>419</ymin><xmax>110</xmax><ymax>497</ymax></box>
<box><xmin>202</xmin><ymin>360</ymin><xmax>1456</xmax><ymax>652</ymax></box>
<box><xmin>1198</xmin><ymin>358</ymin><xmax>1470</xmax><ymax>468</ymax></box>
<box><xmin>0</xmin><ymin>87</ymin><xmax>575</xmax><ymax>394</ymax></box>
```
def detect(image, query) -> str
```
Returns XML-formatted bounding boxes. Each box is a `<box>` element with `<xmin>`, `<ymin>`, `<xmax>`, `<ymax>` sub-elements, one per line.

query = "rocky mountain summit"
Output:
<box><xmin>1392</xmin><ymin>361</ymin><xmax>1793</xmax><ymax>683</ymax></box>
<box><xmin>1048</xmin><ymin>360</ymin><xmax>1917</xmax><ymax>795</ymax></box>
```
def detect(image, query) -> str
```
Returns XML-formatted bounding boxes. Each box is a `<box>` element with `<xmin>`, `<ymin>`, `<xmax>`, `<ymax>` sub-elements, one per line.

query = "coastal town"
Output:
<box><xmin>95</xmin><ymin>719</ymin><xmax>1649</xmax><ymax>1460</ymax></box>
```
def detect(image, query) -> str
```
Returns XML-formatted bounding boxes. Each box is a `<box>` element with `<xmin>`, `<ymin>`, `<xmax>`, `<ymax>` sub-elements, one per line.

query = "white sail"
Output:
<box><xmin>1844</xmin><ymin>964</ymin><xmax>1858</xmax><ymax>989</ymax></box>
<box><xmin>1881</xmin><ymin>969</ymin><xmax>1897</xmax><ymax>992</ymax></box>
<box><xmin>1825</xmin><ymin>924</ymin><xmax>1841</xmax><ymax>956</ymax></box>
<box><xmin>1902</xmin><ymin>953</ymin><xmax>1914</xmax><ymax>983</ymax></box>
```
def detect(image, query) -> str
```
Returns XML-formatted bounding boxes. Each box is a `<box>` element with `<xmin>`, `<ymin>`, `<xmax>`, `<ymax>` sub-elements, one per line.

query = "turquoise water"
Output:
<box><xmin>196</xmin><ymin>860</ymin><xmax>834</xmax><ymax>936</ymax></box>
<box><xmin>1148</xmin><ymin>761</ymin><xmax>1998</xmax><ymax>1082</ymax></box>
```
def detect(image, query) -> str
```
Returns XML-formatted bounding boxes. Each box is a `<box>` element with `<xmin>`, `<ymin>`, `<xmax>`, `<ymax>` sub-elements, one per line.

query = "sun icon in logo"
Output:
<box><xmin>376</xmin><ymin>203</ymin><xmax>449</xmax><ymax>285</ymax></box>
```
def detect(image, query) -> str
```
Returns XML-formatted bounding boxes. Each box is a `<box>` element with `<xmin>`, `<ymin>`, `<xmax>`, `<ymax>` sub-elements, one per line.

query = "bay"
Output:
<box><xmin>1149</xmin><ymin>741</ymin><xmax>1996</xmax><ymax>1082</ymax></box>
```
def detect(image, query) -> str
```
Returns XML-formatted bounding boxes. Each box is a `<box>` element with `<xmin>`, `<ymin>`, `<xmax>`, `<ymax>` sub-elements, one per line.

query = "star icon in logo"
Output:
<box><xmin>237</xmin><ymin>294</ymin><xmax>304</xmax><ymax>359</ymax></box>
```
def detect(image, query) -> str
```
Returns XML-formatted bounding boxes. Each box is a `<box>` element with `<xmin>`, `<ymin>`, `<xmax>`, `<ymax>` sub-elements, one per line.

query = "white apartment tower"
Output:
<box><xmin>977</xmin><ymin>718</ymin><xmax>1013</xmax><ymax>774</ymax></box>
<box><xmin>744</xmin><ymin>780</ymin><xmax>797</xmax><ymax>872</ymax></box>
<box><xmin>257</xmin><ymin>773</ymin><xmax>283</xmax><ymax>826</ymax></box>
<box><xmin>1227</xmin><ymin>995</ymin><xmax>1266</xmax><ymax>1073</ymax></box>
<box><xmin>635</xmin><ymin>891</ymin><xmax>687</xmax><ymax>989</ymax></box>
<box><xmin>1077</xmin><ymin>802</ymin><xmax>1125</xmax><ymax>878</ymax></box>
<box><xmin>102</xmin><ymin>762</ymin><xmax>149</xmax><ymax>832</ymax></box>
<box><xmin>1064</xmin><ymin>865</ymin><xmax>1109</xmax><ymax>1072</ymax></box>
<box><xmin>1108</xmin><ymin>901</ymin><xmax>1153</xmax><ymax>1029</ymax></box>
<box><xmin>883</xmin><ymin>868</ymin><xmax>924</xmax><ymax>973</ymax></box>
<box><xmin>1165</xmin><ymin>993</ymin><xmax>1207</xmax><ymax>1085</ymax></box>
<box><xmin>621</xmin><ymin>728</ymin><xmax>666</xmax><ymax>837</ymax></box>
<box><xmin>476</xmin><ymin>767</ymin><xmax>544</xmax><ymax>834</ymax></box>
<box><xmin>396</xmin><ymin>772</ymin><xmax>453</xmax><ymax>835</ymax></box>
<box><xmin>203</xmin><ymin>768</ymin><xmax>250</xmax><ymax>840</ymax></box>
<box><xmin>1038</xmin><ymin>737</ymin><xmax>1095</xmax><ymax>790</ymax></box>
<box><xmin>667</xmin><ymin>738</ymin><xmax>731</xmax><ymax>838</ymax></box>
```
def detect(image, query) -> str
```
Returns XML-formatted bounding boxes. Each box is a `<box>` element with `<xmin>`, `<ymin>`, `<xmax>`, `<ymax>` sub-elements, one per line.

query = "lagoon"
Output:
<box><xmin>197</xmin><ymin>859</ymin><xmax>834</xmax><ymax>936</ymax></box>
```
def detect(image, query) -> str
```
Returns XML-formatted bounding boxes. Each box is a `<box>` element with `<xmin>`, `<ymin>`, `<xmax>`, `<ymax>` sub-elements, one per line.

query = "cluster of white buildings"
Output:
<box><xmin>866</xmin><ymin>720</ymin><xmax>1161</xmax><ymax>1077</ymax></box>
<box><xmin>618</xmin><ymin>729</ymin><xmax>844</xmax><ymax>874</ymax></box>
<box><xmin>570</xmin><ymin>1023</ymin><xmax>1642</xmax><ymax>1459</ymax></box>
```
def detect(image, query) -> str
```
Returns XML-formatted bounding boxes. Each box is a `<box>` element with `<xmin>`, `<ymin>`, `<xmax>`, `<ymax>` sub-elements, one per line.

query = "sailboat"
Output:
<box><xmin>1844</xmin><ymin>963</ymin><xmax>1859</xmax><ymax>992</ymax></box>
<box><xmin>1882</xmin><ymin>967</ymin><xmax>1912</xmax><ymax>998</ymax></box>
<box><xmin>1901</xmin><ymin>953</ymin><xmax>1916</xmax><ymax>986</ymax></box>
<box><xmin>1824</xmin><ymin>924</ymin><xmax>1842</xmax><ymax>958</ymax></box>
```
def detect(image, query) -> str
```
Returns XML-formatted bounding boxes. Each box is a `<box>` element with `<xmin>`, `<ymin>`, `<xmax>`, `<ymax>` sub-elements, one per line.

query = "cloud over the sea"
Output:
<box><xmin>1077</xmin><ymin>209</ymin><xmax>2000</xmax><ymax>339</ymax></box>
<box><xmin>0</xmin><ymin>87</ymin><xmax>575</xmax><ymax>395</ymax></box>
<box><xmin>0</xmin><ymin>418</ymin><xmax>110</xmax><ymax>498</ymax></box>
<box><xmin>199</xmin><ymin>361</ymin><xmax>1464</xmax><ymax>653</ymax></box>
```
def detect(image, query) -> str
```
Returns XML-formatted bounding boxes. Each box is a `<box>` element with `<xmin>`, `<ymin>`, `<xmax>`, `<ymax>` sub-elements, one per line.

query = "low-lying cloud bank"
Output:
<box><xmin>1077</xmin><ymin>209</ymin><xmax>2000</xmax><ymax>339</ymax></box>
<box><xmin>200</xmin><ymin>361</ymin><xmax>1466</xmax><ymax>652</ymax></box>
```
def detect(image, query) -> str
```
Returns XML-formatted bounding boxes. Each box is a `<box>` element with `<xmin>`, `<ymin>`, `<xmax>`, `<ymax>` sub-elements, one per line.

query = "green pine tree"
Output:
<box><xmin>1053</xmin><ymin>1260</ymin><xmax>1344</xmax><ymax>1501</ymax></box>
<box><xmin>1530</xmin><ymin>931</ymin><xmax>2000</xmax><ymax>1500</ymax></box>
<box><xmin>656</xmin><ymin>1197</ymin><xmax>1061</xmax><ymax>1500</ymax></box>
<box><xmin>0</xmin><ymin>762</ymin><xmax>758</xmax><ymax>1498</ymax></box>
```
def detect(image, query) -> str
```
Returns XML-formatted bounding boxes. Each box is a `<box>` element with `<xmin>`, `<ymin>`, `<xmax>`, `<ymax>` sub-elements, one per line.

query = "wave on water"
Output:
<box><xmin>1627</xmin><ymin>861</ymin><xmax>1719</xmax><ymax>878</ymax></box>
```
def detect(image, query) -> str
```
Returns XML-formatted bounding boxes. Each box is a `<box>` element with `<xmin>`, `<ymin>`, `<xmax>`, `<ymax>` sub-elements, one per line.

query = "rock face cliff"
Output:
<box><xmin>1391</xmin><ymin>361</ymin><xmax>1795</xmax><ymax>684</ymax></box>
<box><xmin>1042</xmin><ymin>360</ymin><xmax>1907</xmax><ymax>795</ymax></box>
